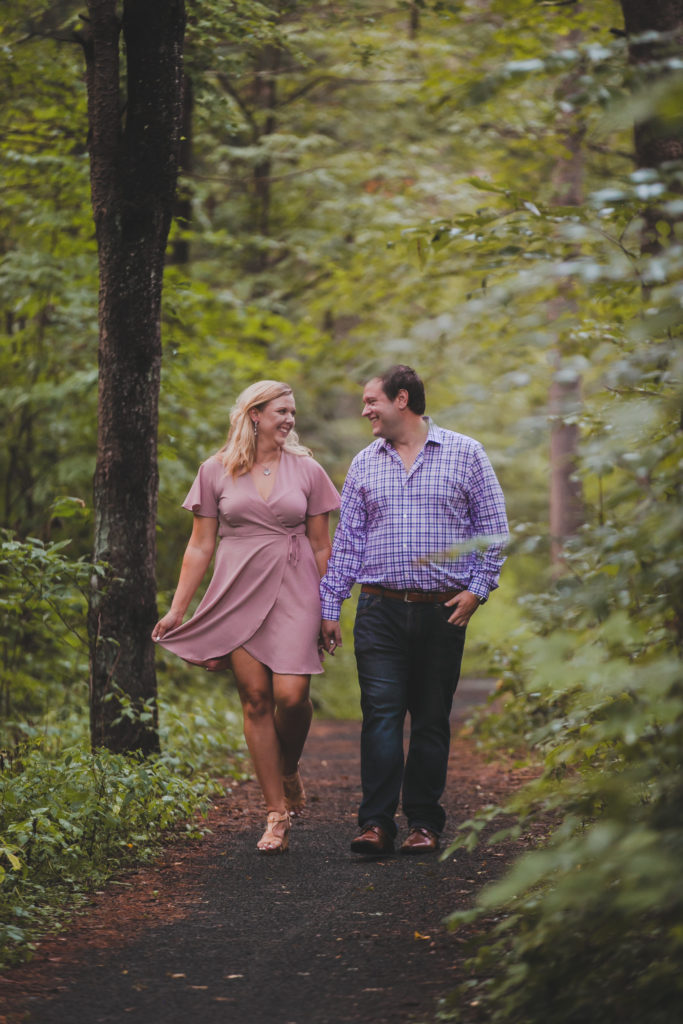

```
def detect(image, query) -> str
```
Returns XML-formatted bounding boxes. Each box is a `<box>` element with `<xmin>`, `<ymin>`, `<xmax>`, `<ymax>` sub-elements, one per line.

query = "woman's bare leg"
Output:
<box><xmin>230</xmin><ymin>647</ymin><xmax>285</xmax><ymax>813</ymax></box>
<box><xmin>273</xmin><ymin>673</ymin><xmax>312</xmax><ymax>776</ymax></box>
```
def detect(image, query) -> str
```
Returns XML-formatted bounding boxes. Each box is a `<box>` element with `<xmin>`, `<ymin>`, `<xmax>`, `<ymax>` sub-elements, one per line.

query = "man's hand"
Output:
<box><xmin>321</xmin><ymin>619</ymin><xmax>343</xmax><ymax>654</ymax></box>
<box><xmin>444</xmin><ymin>591</ymin><xmax>480</xmax><ymax>627</ymax></box>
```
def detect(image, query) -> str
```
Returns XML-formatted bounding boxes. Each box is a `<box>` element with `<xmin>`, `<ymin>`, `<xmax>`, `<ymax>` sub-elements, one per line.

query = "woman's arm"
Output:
<box><xmin>305</xmin><ymin>512</ymin><xmax>332</xmax><ymax>579</ymax></box>
<box><xmin>152</xmin><ymin>515</ymin><xmax>218</xmax><ymax>640</ymax></box>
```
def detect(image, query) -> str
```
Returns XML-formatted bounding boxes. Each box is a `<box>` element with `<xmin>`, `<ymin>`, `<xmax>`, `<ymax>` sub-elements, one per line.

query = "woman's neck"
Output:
<box><xmin>255</xmin><ymin>444</ymin><xmax>281</xmax><ymax>463</ymax></box>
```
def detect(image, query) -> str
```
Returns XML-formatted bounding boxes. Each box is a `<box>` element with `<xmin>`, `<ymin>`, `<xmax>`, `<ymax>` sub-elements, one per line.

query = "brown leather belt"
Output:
<box><xmin>360</xmin><ymin>584</ymin><xmax>462</xmax><ymax>604</ymax></box>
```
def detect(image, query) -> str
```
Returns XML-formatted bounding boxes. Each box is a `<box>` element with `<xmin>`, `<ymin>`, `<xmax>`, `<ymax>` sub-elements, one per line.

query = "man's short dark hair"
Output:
<box><xmin>376</xmin><ymin>365</ymin><xmax>426</xmax><ymax>415</ymax></box>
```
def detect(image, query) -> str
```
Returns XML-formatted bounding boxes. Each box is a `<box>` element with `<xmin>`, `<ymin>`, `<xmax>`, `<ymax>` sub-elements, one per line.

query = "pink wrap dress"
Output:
<box><xmin>155</xmin><ymin>452</ymin><xmax>340</xmax><ymax>675</ymax></box>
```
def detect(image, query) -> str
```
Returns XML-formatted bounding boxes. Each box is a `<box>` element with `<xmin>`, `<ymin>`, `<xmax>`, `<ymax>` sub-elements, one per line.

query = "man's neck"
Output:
<box><xmin>386</xmin><ymin>414</ymin><xmax>428</xmax><ymax>452</ymax></box>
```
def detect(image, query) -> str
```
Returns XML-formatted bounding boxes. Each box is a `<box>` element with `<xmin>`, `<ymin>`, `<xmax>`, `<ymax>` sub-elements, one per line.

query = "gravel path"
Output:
<box><xmin>0</xmin><ymin>680</ymin><xmax>537</xmax><ymax>1024</ymax></box>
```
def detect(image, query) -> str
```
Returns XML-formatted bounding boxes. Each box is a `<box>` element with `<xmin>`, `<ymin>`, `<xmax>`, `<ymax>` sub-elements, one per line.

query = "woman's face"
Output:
<box><xmin>253</xmin><ymin>393</ymin><xmax>296</xmax><ymax>448</ymax></box>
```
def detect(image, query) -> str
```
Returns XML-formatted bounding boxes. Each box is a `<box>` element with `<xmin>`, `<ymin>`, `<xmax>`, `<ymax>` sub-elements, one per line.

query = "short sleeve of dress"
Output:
<box><xmin>181</xmin><ymin>458</ymin><xmax>222</xmax><ymax>518</ymax></box>
<box><xmin>304</xmin><ymin>458</ymin><xmax>341</xmax><ymax>517</ymax></box>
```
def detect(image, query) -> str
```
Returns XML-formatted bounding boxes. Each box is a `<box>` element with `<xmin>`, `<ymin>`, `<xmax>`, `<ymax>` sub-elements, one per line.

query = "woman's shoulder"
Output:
<box><xmin>200</xmin><ymin>454</ymin><xmax>226</xmax><ymax>473</ymax></box>
<box><xmin>284</xmin><ymin>450</ymin><xmax>328</xmax><ymax>475</ymax></box>
<box><xmin>196</xmin><ymin>454</ymin><xmax>230</xmax><ymax>490</ymax></box>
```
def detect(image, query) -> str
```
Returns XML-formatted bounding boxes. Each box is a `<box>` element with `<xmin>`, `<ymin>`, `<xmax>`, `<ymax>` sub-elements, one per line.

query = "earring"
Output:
<box><xmin>253</xmin><ymin>420</ymin><xmax>259</xmax><ymax>437</ymax></box>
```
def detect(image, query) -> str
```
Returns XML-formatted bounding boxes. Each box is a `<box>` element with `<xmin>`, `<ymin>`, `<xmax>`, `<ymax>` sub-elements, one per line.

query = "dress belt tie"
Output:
<box><xmin>287</xmin><ymin>533</ymin><xmax>301</xmax><ymax>565</ymax></box>
<box><xmin>221</xmin><ymin>530</ymin><xmax>303</xmax><ymax>566</ymax></box>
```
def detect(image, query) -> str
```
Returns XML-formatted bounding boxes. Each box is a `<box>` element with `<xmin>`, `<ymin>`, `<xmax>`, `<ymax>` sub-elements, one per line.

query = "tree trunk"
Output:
<box><xmin>549</xmin><ymin>30</ymin><xmax>585</xmax><ymax>568</ymax></box>
<box><xmin>621</xmin><ymin>0</ymin><xmax>683</xmax><ymax>169</ymax></box>
<box><xmin>549</xmin><ymin>366</ymin><xmax>584</xmax><ymax>565</ymax></box>
<box><xmin>170</xmin><ymin>73</ymin><xmax>194</xmax><ymax>266</ymax></box>
<box><xmin>81</xmin><ymin>0</ymin><xmax>185</xmax><ymax>754</ymax></box>
<box><xmin>248</xmin><ymin>44</ymin><xmax>281</xmax><ymax>272</ymax></box>
<box><xmin>620</xmin><ymin>0</ymin><xmax>683</xmax><ymax>640</ymax></box>
<box><xmin>620</xmin><ymin>1</ymin><xmax>683</xmax><ymax>255</ymax></box>
<box><xmin>408</xmin><ymin>2</ymin><xmax>420</xmax><ymax>40</ymax></box>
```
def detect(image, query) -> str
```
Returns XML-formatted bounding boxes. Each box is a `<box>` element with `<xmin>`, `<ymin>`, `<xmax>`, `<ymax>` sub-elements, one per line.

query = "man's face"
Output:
<box><xmin>361</xmin><ymin>378</ymin><xmax>404</xmax><ymax>439</ymax></box>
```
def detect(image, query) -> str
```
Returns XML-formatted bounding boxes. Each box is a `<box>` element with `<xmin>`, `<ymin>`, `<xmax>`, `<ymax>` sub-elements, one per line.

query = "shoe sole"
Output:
<box><xmin>399</xmin><ymin>845</ymin><xmax>439</xmax><ymax>855</ymax></box>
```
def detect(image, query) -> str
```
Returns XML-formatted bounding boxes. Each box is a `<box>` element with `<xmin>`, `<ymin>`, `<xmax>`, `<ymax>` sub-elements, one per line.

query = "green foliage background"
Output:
<box><xmin>1</xmin><ymin>0</ymin><xmax>682</xmax><ymax>1016</ymax></box>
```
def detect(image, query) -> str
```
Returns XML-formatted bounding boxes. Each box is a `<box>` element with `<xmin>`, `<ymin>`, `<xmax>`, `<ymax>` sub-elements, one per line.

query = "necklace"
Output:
<box><xmin>255</xmin><ymin>454</ymin><xmax>279</xmax><ymax>476</ymax></box>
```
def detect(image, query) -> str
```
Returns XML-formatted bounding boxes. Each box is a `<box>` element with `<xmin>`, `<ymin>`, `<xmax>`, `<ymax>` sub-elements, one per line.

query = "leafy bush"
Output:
<box><xmin>0</xmin><ymin>528</ymin><xmax>94</xmax><ymax>743</ymax></box>
<box><xmin>0</xmin><ymin>532</ymin><xmax>248</xmax><ymax>967</ymax></box>
<box><xmin>440</xmin><ymin>415</ymin><xmax>683</xmax><ymax>1023</ymax></box>
<box><xmin>0</xmin><ymin>742</ymin><xmax>223</xmax><ymax>966</ymax></box>
<box><xmin>157</xmin><ymin>681</ymin><xmax>249</xmax><ymax>777</ymax></box>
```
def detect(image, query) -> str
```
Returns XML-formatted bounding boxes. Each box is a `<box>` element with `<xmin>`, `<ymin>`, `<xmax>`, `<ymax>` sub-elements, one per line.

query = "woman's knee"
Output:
<box><xmin>276</xmin><ymin>691</ymin><xmax>311</xmax><ymax>715</ymax></box>
<box><xmin>239</xmin><ymin>690</ymin><xmax>273</xmax><ymax>721</ymax></box>
<box><xmin>273</xmin><ymin>675</ymin><xmax>310</xmax><ymax>713</ymax></box>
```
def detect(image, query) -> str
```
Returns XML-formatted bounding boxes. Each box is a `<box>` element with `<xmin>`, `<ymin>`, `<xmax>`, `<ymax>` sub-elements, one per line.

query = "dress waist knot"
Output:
<box><xmin>287</xmin><ymin>533</ymin><xmax>301</xmax><ymax>565</ymax></box>
<box><xmin>222</xmin><ymin>528</ymin><xmax>305</xmax><ymax>567</ymax></box>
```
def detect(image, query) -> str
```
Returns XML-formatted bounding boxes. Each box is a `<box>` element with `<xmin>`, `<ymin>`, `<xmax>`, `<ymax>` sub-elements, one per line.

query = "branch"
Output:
<box><xmin>278</xmin><ymin>74</ymin><xmax>423</xmax><ymax>107</ymax></box>
<box><xmin>187</xmin><ymin>164</ymin><xmax>334</xmax><ymax>186</ymax></box>
<box><xmin>215</xmin><ymin>73</ymin><xmax>259</xmax><ymax>138</ymax></box>
<box><xmin>210</xmin><ymin>69</ymin><xmax>423</xmax><ymax>114</ymax></box>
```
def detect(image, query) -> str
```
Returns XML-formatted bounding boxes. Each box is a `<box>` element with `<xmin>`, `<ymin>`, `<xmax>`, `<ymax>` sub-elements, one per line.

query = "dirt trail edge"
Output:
<box><xmin>0</xmin><ymin>681</ymin><xmax>538</xmax><ymax>1024</ymax></box>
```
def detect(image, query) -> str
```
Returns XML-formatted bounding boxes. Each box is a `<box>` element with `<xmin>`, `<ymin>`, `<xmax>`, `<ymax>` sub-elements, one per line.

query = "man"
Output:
<box><xmin>320</xmin><ymin>365</ymin><xmax>508</xmax><ymax>856</ymax></box>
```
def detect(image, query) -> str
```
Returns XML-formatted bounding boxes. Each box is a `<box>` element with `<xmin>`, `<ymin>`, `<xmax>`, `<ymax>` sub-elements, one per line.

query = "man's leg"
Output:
<box><xmin>402</xmin><ymin>603</ymin><xmax>466</xmax><ymax>835</ymax></box>
<box><xmin>353</xmin><ymin>594</ymin><xmax>410</xmax><ymax>838</ymax></box>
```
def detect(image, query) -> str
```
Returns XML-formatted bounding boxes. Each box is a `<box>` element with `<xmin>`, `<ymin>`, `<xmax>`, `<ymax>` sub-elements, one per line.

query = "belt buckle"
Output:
<box><xmin>403</xmin><ymin>590</ymin><xmax>411</xmax><ymax>603</ymax></box>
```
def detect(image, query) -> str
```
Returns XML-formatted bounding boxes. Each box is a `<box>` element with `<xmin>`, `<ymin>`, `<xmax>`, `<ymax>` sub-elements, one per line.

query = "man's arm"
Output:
<box><xmin>466</xmin><ymin>443</ymin><xmax>509</xmax><ymax>601</ymax></box>
<box><xmin>319</xmin><ymin>462</ymin><xmax>367</xmax><ymax>652</ymax></box>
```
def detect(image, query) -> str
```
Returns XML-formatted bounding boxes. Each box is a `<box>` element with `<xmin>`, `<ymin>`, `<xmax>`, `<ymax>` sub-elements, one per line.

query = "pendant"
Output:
<box><xmin>263</xmin><ymin>467</ymin><xmax>271</xmax><ymax>476</ymax></box>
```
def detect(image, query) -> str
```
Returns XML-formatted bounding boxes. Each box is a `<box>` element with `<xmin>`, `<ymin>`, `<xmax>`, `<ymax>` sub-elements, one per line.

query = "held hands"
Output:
<box><xmin>444</xmin><ymin>591</ymin><xmax>481</xmax><ymax>628</ymax></box>
<box><xmin>321</xmin><ymin>619</ymin><xmax>342</xmax><ymax>655</ymax></box>
<box><xmin>151</xmin><ymin>610</ymin><xmax>184</xmax><ymax>642</ymax></box>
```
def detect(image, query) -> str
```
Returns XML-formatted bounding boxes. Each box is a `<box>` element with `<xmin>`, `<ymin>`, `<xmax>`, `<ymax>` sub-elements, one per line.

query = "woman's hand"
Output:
<box><xmin>321</xmin><ymin>619</ymin><xmax>342</xmax><ymax>654</ymax></box>
<box><xmin>152</xmin><ymin>610</ymin><xmax>183</xmax><ymax>641</ymax></box>
<box><xmin>151</xmin><ymin>515</ymin><xmax>218</xmax><ymax>643</ymax></box>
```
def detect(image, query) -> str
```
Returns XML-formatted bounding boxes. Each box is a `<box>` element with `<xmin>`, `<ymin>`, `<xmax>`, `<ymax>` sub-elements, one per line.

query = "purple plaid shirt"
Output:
<box><xmin>320</xmin><ymin>420</ymin><xmax>508</xmax><ymax>619</ymax></box>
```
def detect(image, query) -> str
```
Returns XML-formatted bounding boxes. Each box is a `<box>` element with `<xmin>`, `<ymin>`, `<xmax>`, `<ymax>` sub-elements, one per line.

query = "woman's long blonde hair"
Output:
<box><xmin>216</xmin><ymin>380</ymin><xmax>311</xmax><ymax>477</ymax></box>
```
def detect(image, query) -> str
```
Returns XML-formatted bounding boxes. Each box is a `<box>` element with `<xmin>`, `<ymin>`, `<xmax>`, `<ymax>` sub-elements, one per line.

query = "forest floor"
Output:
<box><xmin>0</xmin><ymin>680</ymin><xmax>542</xmax><ymax>1024</ymax></box>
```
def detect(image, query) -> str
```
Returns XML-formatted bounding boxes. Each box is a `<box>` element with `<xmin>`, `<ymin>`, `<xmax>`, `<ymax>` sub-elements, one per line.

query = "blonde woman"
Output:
<box><xmin>153</xmin><ymin>381</ymin><xmax>339</xmax><ymax>854</ymax></box>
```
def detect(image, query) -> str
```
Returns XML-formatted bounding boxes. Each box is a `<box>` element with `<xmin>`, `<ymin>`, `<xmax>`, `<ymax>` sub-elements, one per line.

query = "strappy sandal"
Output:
<box><xmin>257</xmin><ymin>810</ymin><xmax>290</xmax><ymax>854</ymax></box>
<box><xmin>283</xmin><ymin>769</ymin><xmax>306</xmax><ymax>816</ymax></box>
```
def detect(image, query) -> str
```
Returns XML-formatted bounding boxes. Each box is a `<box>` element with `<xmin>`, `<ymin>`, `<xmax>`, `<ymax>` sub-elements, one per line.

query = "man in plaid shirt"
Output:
<box><xmin>320</xmin><ymin>365</ymin><xmax>508</xmax><ymax>856</ymax></box>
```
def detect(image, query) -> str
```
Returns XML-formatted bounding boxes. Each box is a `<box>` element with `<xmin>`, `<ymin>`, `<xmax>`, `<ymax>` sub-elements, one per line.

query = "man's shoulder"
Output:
<box><xmin>430</xmin><ymin>423</ymin><xmax>483</xmax><ymax>454</ymax></box>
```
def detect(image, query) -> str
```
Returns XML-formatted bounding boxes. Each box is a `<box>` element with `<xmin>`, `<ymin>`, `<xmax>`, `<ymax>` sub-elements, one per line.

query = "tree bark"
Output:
<box><xmin>249</xmin><ymin>44</ymin><xmax>281</xmax><ymax>271</ymax></box>
<box><xmin>549</xmin><ymin>30</ymin><xmax>585</xmax><ymax>567</ymax></box>
<box><xmin>81</xmin><ymin>0</ymin><xmax>185</xmax><ymax>754</ymax></box>
<box><xmin>169</xmin><ymin>73</ymin><xmax>194</xmax><ymax>266</ymax></box>
<box><xmin>620</xmin><ymin>0</ymin><xmax>683</xmax><ymax>169</ymax></box>
<box><xmin>620</xmin><ymin>1</ymin><xmax>683</xmax><ymax>255</ymax></box>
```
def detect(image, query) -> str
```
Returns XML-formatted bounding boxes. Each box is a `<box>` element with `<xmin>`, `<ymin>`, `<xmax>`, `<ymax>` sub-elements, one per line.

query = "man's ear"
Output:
<box><xmin>396</xmin><ymin>388</ymin><xmax>409</xmax><ymax>410</ymax></box>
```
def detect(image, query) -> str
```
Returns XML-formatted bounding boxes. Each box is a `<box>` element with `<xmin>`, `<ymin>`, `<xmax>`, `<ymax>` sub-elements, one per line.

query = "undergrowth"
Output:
<box><xmin>0</xmin><ymin>528</ymin><xmax>249</xmax><ymax>967</ymax></box>
<box><xmin>0</xmin><ymin>741</ymin><xmax>226</xmax><ymax>967</ymax></box>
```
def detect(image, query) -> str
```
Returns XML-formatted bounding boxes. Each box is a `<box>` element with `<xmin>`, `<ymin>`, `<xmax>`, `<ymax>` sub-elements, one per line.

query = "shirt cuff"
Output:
<box><xmin>320</xmin><ymin>595</ymin><xmax>342</xmax><ymax>620</ymax></box>
<box><xmin>467</xmin><ymin>578</ymin><xmax>494</xmax><ymax>604</ymax></box>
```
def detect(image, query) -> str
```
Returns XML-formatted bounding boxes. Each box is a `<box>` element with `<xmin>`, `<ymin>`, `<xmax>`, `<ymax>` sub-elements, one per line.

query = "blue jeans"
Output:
<box><xmin>353</xmin><ymin>592</ymin><xmax>466</xmax><ymax>837</ymax></box>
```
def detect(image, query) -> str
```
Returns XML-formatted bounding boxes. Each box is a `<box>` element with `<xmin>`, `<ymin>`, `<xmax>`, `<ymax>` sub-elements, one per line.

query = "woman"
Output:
<box><xmin>152</xmin><ymin>381</ymin><xmax>339</xmax><ymax>854</ymax></box>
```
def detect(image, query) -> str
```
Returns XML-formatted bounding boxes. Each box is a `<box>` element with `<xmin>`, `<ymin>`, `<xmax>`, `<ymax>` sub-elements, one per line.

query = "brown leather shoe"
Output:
<box><xmin>350</xmin><ymin>825</ymin><xmax>394</xmax><ymax>856</ymax></box>
<box><xmin>400</xmin><ymin>827</ymin><xmax>440</xmax><ymax>854</ymax></box>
